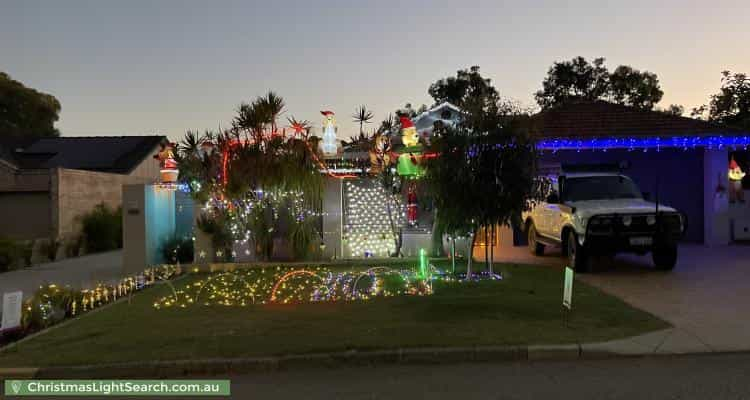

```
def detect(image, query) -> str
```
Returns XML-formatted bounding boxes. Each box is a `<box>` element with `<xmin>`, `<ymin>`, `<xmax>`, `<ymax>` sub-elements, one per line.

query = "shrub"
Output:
<box><xmin>64</xmin><ymin>235</ymin><xmax>83</xmax><ymax>258</ymax></box>
<box><xmin>0</xmin><ymin>238</ymin><xmax>19</xmax><ymax>272</ymax></box>
<box><xmin>80</xmin><ymin>204</ymin><xmax>122</xmax><ymax>253</ymax></box>
<box><xmin>161</xmin><ymin>235</ymin><xmax>194</xmax><ymax>264</ymax></box>
<box><xmin>40</xmin><ymin>237</ymin><xmax>61</xmax><ymax>262</ymax></box>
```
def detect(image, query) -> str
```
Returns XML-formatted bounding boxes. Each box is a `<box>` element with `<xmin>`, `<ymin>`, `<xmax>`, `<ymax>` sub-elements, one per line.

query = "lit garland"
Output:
<box><xmin>536</xmin><ymin>135</ymin><xmax>750</xmax><ymax>152</ymax></box>
<box><xmin>153</xmin><ymin>265</ymin><xmax>433</xmax><ymax>308</ymax></box>
<box><xmin>23</xmin><ymin>265</ymin><xmax>182</xmax><ymax>329</ymax></box>
<box><xmin>343</xmin><ymin>180</ymin><xmax>405</xmax><ymax>257</ymax></box>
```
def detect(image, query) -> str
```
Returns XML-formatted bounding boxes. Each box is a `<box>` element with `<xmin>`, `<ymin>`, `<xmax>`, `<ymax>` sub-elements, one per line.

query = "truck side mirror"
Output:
<box><xmin>546</xmin><ymin>192</ymin><xmax>560</xmax><ymax>204</ymax></box>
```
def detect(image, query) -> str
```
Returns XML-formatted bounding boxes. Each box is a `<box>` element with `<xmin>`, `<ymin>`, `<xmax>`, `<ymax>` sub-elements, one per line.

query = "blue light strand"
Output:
<box><xmin>536</xmin><ymin>135</ymin><xmax>750</xmax><ymax>152</ymax></box>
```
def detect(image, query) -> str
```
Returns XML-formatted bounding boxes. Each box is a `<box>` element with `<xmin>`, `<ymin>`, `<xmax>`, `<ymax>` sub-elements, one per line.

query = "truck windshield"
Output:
<box><xmin>562</xmin><ymin>176</ymin><xmax>643</xmax><ymax>202</ymax></box>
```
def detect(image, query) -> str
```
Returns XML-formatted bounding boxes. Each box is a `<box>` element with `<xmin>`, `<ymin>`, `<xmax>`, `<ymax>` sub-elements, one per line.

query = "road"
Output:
<box><xmin>230</xmin><ymin>353</ymin><xmax>750</xmax><ymax>399</ymax></box>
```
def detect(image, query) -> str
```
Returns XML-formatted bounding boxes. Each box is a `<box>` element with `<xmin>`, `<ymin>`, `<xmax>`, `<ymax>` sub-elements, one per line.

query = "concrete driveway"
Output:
<box><xmin>0</xmin><ymin>250</ymin><xmax>124</xmax><ymax>307</ymax></box>
<box><xmin>484</xmin><ymin>243</ymin><xmax>750</xmax><ymax>353</ymax></box>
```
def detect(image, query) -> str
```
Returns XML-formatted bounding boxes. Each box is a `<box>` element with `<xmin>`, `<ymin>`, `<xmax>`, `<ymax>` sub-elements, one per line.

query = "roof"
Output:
<box><xmin>0</xmin><ymin>136</ymin><xmax>165</xmax><ymax>174</ymax></box>
<box><xmin>531</xmin><ymin>100</ymin><xmax>749</xmax><ymax>138</ymax></box>
<box><xmin>413</xmin><ymin>102</ymin><xmax>462</xmax><ymax>133</ymax></box>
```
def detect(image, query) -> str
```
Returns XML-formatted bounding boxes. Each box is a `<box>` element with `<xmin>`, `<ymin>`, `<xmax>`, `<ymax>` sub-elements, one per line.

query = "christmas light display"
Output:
<box><xmin>343</xmin><ymin>180</ymin><xmax>405</xmax><ymax>257</ymax></box>
<box><xmin>536</xmin><ymin>135</ymin><xmax>750</xmax><ymax>152</ymax></box>
<box><xmin>729</xmin><ymin>158</ymin><xmax>746</xmax><ymax>203</ymax></box>
<box><xmin>400</xmin><ymin>116</ymin><xmax>420</xmax><ymax>147</ymax></box>
<box><xmin>153</xmin><ymin>265</ymin><xmax>433</xmax><ymax>308</ymax></box>
<box><xmin>154</xmin><ymin>142</ymin><xmax>179</xmax><ymax>185</ymax></box>
<box><xmin>320</xmin><ymin>110</ymin><xmax>338</xmax><ymax>156</ymax></box>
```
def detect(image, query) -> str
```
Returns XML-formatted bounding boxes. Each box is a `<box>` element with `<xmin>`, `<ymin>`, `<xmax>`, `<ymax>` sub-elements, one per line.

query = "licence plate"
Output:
<box><xmin>629</xmin><ymin>237</ymin><xmax>652</xmax><ymax>246</ymax></box>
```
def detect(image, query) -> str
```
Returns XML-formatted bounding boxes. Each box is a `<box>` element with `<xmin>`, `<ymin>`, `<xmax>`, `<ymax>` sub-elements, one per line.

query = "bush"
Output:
<box><xmin>65</xmin><ymin>235</ymin><xmax>83</xmax><ymax>258</ymax></box>
<box><xmin>40</xmin><ymin>237</ymin><xmax>61</xmax><ymax>262</ymax></box>
<box><xmin>0</xmin><ymin>238</ymin><xmax>19</xmax><ymax>272</ymax></box>
<box><xmin>80</xmin><ymin>204</ymin><xmax>122</xmax><ymax>253</ymax></box>
<box><xmin>161</xmin><ymin>235</ymin><xmax>194</xmax><ymax>264</ymax></box>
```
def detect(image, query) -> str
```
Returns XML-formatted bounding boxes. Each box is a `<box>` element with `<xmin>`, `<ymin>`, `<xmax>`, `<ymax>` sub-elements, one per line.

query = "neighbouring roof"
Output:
<box><xmin>531</xmin><ymin>100</ymin><xmax>749</xmax><ymax>138</ymax></box>
<box><xmin>0</xmin><ymin>136</ymin><xmax>165</xmax><ymax>173</ymax></box>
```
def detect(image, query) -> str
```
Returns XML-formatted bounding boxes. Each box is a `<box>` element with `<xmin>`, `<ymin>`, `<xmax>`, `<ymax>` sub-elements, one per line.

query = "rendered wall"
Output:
<box><xmin>0</xmin><ymin>192</ymin><xmax>52</xmax><ymax>240</ymax></box>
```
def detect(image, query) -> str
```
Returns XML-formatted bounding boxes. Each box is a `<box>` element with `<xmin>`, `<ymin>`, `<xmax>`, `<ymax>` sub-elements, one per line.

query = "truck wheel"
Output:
<box><xmin>568</xmin><ymin>233</ymin><xmax>591</xmax><ymax>273</ymax></box>
<box><xmin>528</xmin><ymin>223</ymin><xmax>545</xmax><ymax>256</ymax></box>
<box><xmin>652</xmin><ymin>245</ymin><xmax>678</xmax><ymax>270</ymax></box>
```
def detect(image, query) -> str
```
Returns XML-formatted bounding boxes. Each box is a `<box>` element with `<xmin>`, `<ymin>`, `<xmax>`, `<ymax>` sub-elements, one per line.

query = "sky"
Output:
<box><xmin>1</xmin><ymin>0</ymin><xmax>748</xmax><ymax>141</ymax></box>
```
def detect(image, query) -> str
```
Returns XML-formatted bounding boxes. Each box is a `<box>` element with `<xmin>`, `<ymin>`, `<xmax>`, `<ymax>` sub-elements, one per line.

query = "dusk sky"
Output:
<box><xmin>2</xmin><ymin>0</ymin><xmax>748</xmax><ymax>141</ymax></box>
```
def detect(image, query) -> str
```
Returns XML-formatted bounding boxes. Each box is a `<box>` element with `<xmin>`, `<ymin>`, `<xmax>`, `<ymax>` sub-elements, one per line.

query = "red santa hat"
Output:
<box><xmin>320</xmin><ymin>110</ymin><xmax>335</xmax><ymax>116</ymax></box>
<box><xmin>730</xmin><ymin>159</ymin><xmax>739</xmax><ymax>169</ymax></box>
<box><xmin>399</xmin><ymin>116</ymin><xmax>415</xmax><ymax>129</ymax></box>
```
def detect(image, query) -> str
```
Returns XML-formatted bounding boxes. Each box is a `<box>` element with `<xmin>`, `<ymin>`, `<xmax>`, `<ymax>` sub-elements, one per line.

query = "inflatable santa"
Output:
<box><xmin>155</xmin><ymin>142</ymin><xmax>179</xmax><ymax>184</ymax></box>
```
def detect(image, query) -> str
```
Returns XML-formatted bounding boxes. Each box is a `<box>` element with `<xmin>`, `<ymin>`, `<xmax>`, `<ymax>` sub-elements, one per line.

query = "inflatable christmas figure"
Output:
<box><xmin>406</xmin><ymin>183</ymin><xmax>418</xmax><ymax>226</ymax></box>
<box><xmin>400</xmin><ymin>116</ymin><xmax>419</xmax><ymax>147</ymax></box>
<box><xmin>154</xmin><ymin>142</ymin><xmax>179</xmax><ymax>184</ymax></box>
<box><xmin>320</xmin><ymin>110</ymin><xmax>338</xmax><ymax>155</ymax></box>
<box><xmin>369</xmin><ymin>133</ymin><xmax>394</xmax><ymax>174</ymax></box>
<box><xmin>728</xmin><ymin>158</ymin><xmax>746</xmax><ymax>203</ymax></box>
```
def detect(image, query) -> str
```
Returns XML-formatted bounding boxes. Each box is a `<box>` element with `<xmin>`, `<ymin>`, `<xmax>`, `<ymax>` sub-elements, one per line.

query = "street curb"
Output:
<box><xmin>0</xmin><ymin>344</ymin><xmax>629</xmax><ymax>379</ymax></box>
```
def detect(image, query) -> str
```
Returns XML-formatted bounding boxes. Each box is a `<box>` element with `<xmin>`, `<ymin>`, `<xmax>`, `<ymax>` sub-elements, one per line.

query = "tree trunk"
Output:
<box><xmin>489</xmin><ymin>224</ymin><xmax>495</xmax><ymax>275</ymax></box>
<box><xmin>484</xmin><ymin>225</ymin><xmax>490</xmax><ymax>271</ymax></box>
<box><xmin>451</xmin><ymin>236</ymin><xmax>456</xmax><ymax>277</ymax></box>
<box><xmin>467</xmin><ymin>232</ymin><xmax>475</xmax><ymax>280</ymax></box>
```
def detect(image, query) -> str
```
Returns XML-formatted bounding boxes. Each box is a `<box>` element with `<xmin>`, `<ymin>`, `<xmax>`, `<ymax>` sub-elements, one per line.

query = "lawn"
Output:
<box><xmin>0</xmin><ymin>260</ymin><xmax>668</xmax><ymax>367</ymax></box>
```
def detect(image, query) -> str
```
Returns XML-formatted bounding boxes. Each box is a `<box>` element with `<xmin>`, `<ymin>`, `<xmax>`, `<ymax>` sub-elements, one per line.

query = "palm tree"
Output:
<box><xmin>262</xmin><ymin>91</ymin><xmax>285</xmax><ymax>133</ymax></box>
<box><xmin>352</xmin><ymin>105</ymin><xmax>374</xmax><ymax>136</ymax></box>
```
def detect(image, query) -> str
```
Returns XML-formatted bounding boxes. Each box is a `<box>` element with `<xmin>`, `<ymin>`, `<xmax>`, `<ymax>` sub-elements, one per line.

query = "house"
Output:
<box><xmin>0</xmin><ymin>136</ymin><xmax>165</xmax><ymax>244</ymax></box>
<box><xmin>530</xmin><ymin>100</ymin><xmax>750</xmax><ymax>245</ymax></box>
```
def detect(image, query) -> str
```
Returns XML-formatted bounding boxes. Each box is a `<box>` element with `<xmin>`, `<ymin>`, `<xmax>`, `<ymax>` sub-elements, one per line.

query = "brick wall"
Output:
<box><xmin>51</xmin><ymin>167</ymin><xmax>158</xmax><ymax>240</ymax></box>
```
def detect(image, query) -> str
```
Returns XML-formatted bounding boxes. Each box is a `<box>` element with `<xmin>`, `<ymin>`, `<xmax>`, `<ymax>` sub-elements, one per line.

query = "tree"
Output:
<box><xmin>656</xmin><ymin>104</ymin><xmax>685</xmax><ymax>116</ymax></box>
<box><xmin>352</xmin><ymin>105</ymin><xmax>374</xmax><ymax>136</ymax></box>
<box><xmin>179</xmin><ymin>93</ymin><xmax>323</xmax><ymax>261</ymax></box>
<box><xmin>535</xmin><ymin>57</ymin><xmax>663</xmax><ymax>110</ymax></box>
<box><xmin>428</xmin><ymin>66</ymin><xmax>501</xmax><ymax>110</ymax></box>
<box><xmin>0</xmin><ymin>72</ymin><xmax>61</xmax><ymax>137</ymax></box>
<box><xmin>609</xmin><ymin>65</ymin><xmax>664</xmax><ymax>109</ymax></box>
<box><xmin>425</xmin><ymin>92</ymin><xmax>538</xmax><ymax>277</ymax></box>
<box><xmin>693</xmin><ymin>71</ymin><xmax>750</xmax><ymax>129</ymax></box>
<box><xmin>345</xmin><ymin>105</ymin><xmax>375</xmax><ymax>150</ymax></box>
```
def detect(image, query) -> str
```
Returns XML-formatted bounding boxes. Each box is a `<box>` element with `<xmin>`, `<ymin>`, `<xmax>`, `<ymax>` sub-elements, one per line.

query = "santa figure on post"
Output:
<box><xmin>728</xmin><ymin>157</ymin><xmax>746</xmax><ymax>203</ymax></box>
<box><xmin>155</xmin><ymin>142</ymin><xmax>179</xmax><ymax>184</ymax></box>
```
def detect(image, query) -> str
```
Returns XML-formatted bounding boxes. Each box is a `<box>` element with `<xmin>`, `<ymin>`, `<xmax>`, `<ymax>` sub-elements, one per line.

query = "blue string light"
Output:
<box><xmin>536</xmin><ymin>135</ymin><xmax>750</xmax><ymax>151</ymax></box>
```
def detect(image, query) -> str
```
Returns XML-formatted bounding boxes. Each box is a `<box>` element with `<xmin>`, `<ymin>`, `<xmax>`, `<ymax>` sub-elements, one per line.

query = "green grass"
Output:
<box><xmin>0</xmin><ymin>261</ymin><xmax>668</xmax><ymax>367</ymax></box>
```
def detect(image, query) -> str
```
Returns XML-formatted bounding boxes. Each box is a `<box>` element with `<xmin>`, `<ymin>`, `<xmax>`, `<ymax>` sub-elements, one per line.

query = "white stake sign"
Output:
<box><xmin>1</xmin><ymin>291</ymin><xmax>23</xmax><ymax>332</ymax></box>
<box><xmin>563</xmin><ymin>267</ymin><xmax>574</xmax><ymax>310</ymax></box>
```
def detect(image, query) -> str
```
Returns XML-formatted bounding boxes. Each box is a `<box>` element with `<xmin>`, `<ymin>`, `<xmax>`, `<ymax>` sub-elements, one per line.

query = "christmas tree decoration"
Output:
<box><xmin>400</xmin><ymin>116</ymin><xmax>420</xmax><ymax>147</ymax></box>
<box><xmin>320</xmin><ymin>110</ymin><xmax>338</xmax><ymax>156</ymax></box>
<box><xmin>728</xmin><ymin>158</ymin><xmax>746</xmax><ymax>203</ymax></box>
<box><xmin>154</xmin><ymin>142</ymin><xmax>179</xmax><ymax>184</ymax></box>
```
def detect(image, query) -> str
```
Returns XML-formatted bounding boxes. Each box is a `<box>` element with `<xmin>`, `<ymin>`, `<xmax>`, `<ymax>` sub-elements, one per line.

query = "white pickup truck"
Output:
<box><xmin>522</xmin><ymin>171</ymin><xmax>685</xmax><ymax>272</ymax></box>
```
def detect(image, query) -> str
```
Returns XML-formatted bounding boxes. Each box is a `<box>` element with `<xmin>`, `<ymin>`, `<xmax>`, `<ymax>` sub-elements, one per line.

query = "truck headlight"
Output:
<box><xmin>647</xmin><ymin>215</ymin><xmax>656</xmax><ymax>225</ymax></box>
<box><xmin>622</xmin><ymin>215</ymin><xmax>632</xmax><ymax>227</ymax></box>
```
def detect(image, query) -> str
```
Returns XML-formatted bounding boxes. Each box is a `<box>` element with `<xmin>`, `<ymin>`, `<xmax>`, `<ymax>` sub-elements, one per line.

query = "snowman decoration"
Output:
<box><xmin>728</xmin><ymin>158</ymin><xmax>746</xmax><ymax>203</ymax></box>
<box><xmin>319</xmin><ymin>110</ymin><xmax>338</xmax><ymax>156</ymax></box>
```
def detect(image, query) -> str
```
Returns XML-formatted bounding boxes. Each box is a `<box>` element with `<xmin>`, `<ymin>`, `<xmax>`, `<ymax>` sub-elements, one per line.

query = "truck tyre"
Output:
<box><xmin>652</xmin><ymin>245</ymin><xmax>678</xmax><ymax>270</ymax></box>
<box><xmin>528</xmin><ymin>223</ymin><xmax>545</xmax><ymax>256</ymax></box>
<box><xmin>568</xmin><ymin>233</ymin><xmax>591</xmax><ymax>273</ymax></box>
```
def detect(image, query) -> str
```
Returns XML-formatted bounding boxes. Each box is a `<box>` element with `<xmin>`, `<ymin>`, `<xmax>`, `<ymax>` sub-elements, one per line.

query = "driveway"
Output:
<box><xmin>0</xmin><ymin>250</ymin><xmax>124</xmax><ymax>307</ymax></box>
<box><xmin>483</xmin><ymin>243</ymin><xmax>750</xmax><ymax>352</ymax></box>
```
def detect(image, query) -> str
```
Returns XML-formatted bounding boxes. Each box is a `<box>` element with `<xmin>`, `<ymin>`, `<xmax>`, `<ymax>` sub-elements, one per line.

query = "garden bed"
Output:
<box><xmin>0</xmin><ymin>261</ymin><xmax>668</xmax><ymax>367</ymax></box>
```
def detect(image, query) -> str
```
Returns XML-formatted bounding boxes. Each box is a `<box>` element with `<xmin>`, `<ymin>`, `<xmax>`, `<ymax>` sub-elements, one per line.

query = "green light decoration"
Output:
<box><xmin>397</xmin><ymin>152</ymin><xmax>425</xmax><ymax>177</ymax></box>
<box><xmin>419</xmin><ymin>248</ymin><xmax>428</xmax><ymax>280</ymax></box>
